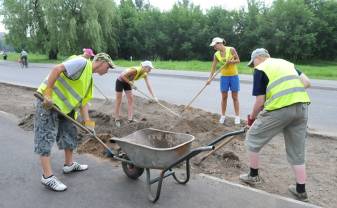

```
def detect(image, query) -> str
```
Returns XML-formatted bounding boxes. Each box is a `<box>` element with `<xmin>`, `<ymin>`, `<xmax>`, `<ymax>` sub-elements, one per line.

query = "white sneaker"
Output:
<box><xmin>63</xmin><ymin>162</ymin><xmax>88</xmax><ymax>174</ymax></box>
<box><xmin>219</xmin><ymin>116</ymin><xmax>226</xmax><ymax>124</ymax></box>
<box><xmin>235</xmin><ymin>116</ymin><xmax>241</xmax><ymax>125</ymax></box>
<box><xmin>41</xmin><ymin>175</ymin><xmax>67</xmax><ymax>191</ymax></box>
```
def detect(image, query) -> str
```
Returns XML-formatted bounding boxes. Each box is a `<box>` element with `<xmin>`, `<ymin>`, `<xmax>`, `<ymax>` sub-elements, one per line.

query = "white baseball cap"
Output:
<box><xmin>209</xmin><ymin>37</ymin><xmax>225</xmax><ymax>47</ymax></box>
<box><xmin>141</xmin><ymin>60</ymin><xmax>154</xmax><ymax>69</ymax></box>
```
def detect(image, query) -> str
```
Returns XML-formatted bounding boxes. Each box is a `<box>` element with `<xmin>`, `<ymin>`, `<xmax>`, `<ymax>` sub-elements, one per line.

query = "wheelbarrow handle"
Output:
<box><xmin>207</xmin><ymin>128</ymin><xmax>246</xmax><ymax>146</ymax></box>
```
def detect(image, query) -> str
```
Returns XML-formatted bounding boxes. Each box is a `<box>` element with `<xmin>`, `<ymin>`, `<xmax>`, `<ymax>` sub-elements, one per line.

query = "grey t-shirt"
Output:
<box><xmin>62</xmin><ymin>57</ymin><xmax>87</xmax><ymax>79</ymax></box>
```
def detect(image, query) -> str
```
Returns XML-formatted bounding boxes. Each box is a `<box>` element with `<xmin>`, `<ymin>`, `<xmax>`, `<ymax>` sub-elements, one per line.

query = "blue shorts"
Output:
<box><xmin>220</xmin><ymin>75</ymin><xmax>240</xmax><ymax>92</ymax></box>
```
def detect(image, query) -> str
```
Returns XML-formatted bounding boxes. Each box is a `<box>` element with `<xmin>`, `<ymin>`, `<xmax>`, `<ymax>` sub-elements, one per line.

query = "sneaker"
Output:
<box><xmin>239</xmin><ymin>173</ymin><xmax>262</xmax><ymax>185</ymax></box>
<box><xmin>288</xmin><ymin>184</ymin><xmax>309</xmax><ymax>202</ymax></box>
<box><xmin>235</xmin><ymin>116</ymin><xmax>241</xmax><ymax>125</ymax></box>
<box><xmin>63</xmin><ymin>162</ymin><xmax>88</xmax><ymax>174</ymax></box>
<box><xmin>219</xmin><ymin>116</ymin><xmax>226</xmax><ymax>124</ymax></box>
<box><xmin>115</xmin><ymin>119</ymin><xmax>121</xmax><ymax>128</ymax></box>
<box><xmin>41</xmin><ymin>175</ymin><xmax>67</xmax><ymax>192</ymax></box>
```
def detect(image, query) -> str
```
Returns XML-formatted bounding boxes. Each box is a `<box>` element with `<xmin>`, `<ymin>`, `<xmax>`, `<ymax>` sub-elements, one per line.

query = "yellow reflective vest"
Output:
<box><xmin>214</xmin><ymin>46</ymin><xmax>238</xmax><ymax>76</ymax></box>
<box><xmin>256</xmin><ymin>58</ymin><xmax>310</xmax><ymax>111</ymax></box>
<box><xmin>37</xmin><ymin>57</ymin><xmax>93</xmax><ymax>114</ymax></box>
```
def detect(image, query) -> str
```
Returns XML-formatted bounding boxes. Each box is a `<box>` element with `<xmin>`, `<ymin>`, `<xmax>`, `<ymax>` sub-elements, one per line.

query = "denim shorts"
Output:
<box><xmin>220</xmin><ymin>75</ymin><xmax>240</xmax><ymax>92</ymax></box>
<box><xmin>34</xmin><ymin>99</ymin><xmax>78</xmax><ymax>156</ymax></box>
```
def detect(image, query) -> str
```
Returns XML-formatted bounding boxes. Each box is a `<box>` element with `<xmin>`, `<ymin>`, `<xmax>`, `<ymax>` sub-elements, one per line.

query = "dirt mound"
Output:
<box><xmin>18</xmin><ymin>113</ymin><xmax>34</xmax><ymax>131</ymax></box>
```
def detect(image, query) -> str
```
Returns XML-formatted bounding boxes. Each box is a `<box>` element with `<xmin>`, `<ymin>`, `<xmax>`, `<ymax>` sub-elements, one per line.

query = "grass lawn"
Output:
<box><xmin>3</xmin><ymin>52</ymin><xmax>336</xmax><ymax>80</ymax></box>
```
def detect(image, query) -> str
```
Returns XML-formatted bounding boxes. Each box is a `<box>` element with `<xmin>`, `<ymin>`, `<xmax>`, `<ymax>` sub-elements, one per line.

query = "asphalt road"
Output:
<box><xmin>0</xmin><ymin>111</ymin><xmax>317</xmax><ymax>208</ymax></box>
<box><xmin>0</xmin><ymin>60</ymin><xmax>336</xmax><ymax>136</ymax></box>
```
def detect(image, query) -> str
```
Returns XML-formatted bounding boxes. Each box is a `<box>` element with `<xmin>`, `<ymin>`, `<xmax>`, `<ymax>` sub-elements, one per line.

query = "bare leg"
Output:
<box><xmin>232</xmin><ymin>92</ymin><xmax>240</xmax><ymax>116</ymax></box>
<box><xmin>40</xmin><ymin>156</ymin><xmax>53</xmax><ymax>177</ymax></box>
<box><xmin>125</xmin><ymin>90</ymin><xmax>133</xmax><ymax>120</ymax></box>
<box><xmin>114</xmin><ymin>92</ymin><xmax>123</xmax><ymax>120</ymax></box>
<box><xmin>221</xmin><ymin>92</ymin><xmax>228</xmax><ymax>116</ymax></box>
<box><xmin>64</xmin><ymin>149</ymin><xmax>73</xmax><ymax>166</ymax></box>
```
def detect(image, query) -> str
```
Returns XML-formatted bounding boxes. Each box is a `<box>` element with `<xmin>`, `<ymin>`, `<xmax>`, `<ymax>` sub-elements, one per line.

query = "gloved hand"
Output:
<box><xmin>42</xmin><ymin>87</ymin><xmax>53</xmax><ymax>109</ymax></box>
<box><xmin>84</xmin><ymin>120</ymin><xmax>95</xmax><ymax>134</ymax></box>
<box><xmin>247</xmin><ymin>114</ymin><xmax>255</xmax><ymax>127</ymax></box>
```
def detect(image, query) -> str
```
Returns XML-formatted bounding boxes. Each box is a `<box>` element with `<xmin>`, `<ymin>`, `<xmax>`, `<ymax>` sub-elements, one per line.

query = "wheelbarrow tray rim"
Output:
<box><xmin>111</xmin><ymin>128</ymin><xmax>195</xmax><ymax>152</ymax></box>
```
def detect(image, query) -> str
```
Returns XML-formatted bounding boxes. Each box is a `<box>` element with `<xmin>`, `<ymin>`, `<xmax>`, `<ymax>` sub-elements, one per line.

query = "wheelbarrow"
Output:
<box><xmin>109</xmin><ymin>128</ymin><xmax>246</xmax><ymax>203</ymax></box>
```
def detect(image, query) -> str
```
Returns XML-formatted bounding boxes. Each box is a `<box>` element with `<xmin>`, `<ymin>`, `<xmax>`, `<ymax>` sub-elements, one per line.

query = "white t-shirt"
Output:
<box><xmin>20</xmin><ymin>50</ymin><xmax>28</xmax><ymax>57</ymax></box>
<box><xmin>62</xmin><ymin>57</ymin><xmax>87</xmax><ymax>79</ymax></box>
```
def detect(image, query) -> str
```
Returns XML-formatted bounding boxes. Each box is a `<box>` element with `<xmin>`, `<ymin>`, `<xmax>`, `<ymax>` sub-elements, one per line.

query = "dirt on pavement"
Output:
<box><xmin>1</xmin><ymin>83</ymin><xmax>336</xmax><ymax>208</ymax></box>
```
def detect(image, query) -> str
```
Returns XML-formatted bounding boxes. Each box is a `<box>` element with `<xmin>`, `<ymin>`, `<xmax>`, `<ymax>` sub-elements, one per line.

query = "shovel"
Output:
<box><xmin>181</xmin><ymin>63</ymin><xmax>227</xmax><ymax>113</ymax></box>
<box><xmin>34</xmin><ymin>92</ymin><xmax>117</xmax><ymax>156</ymax></box>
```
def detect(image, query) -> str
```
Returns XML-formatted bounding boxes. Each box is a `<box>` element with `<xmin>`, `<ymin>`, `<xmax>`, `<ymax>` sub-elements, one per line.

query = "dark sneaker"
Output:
<box><xmin>288</xmin><ymin>184</ymin><xmax>309</xmax><ymax>202</ymax></box>
<box><xmin>239</xmin><ymin>173</ymin><xmax>262</xmax><ymax>185</ymax></box>
<box><xmin>41</xmin><ymin>175</ymin><xmax>67</xmax><ymax>191</ymax></box>
<box><xmin>63</xmin><ymin>162</ymin><xmax>88</xmax><ymax>174</ymax></box>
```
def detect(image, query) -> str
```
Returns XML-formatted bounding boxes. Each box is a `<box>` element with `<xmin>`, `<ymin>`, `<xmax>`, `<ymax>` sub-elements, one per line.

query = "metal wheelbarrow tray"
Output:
<box><xmin>109</xmin><ymin>128</ymin><xmax>246</xmax><ymax>203</ymax></box>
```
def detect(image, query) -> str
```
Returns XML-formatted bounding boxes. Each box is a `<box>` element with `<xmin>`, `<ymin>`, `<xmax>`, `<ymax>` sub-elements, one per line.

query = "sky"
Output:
<box><xmin>0</xmin><ymin>0</ymin><xmax>273</xmax><ymax>33</ymax></box>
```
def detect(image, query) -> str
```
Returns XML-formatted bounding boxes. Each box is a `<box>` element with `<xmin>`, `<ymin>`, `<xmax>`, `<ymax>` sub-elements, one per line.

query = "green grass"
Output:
<box><xmin>5</xmin><ymin>52</ymin><xmax>66</xmax><ymax>64</ymax></box>
<box><xmin>4</xmin><ymin>52</ymin><xmax>336</xmax><ymax>80</ymax></box>
<box><xmin>116</xmin><ymin>59</ymin><xmax>337</xmax><ymax>80</ymax></box>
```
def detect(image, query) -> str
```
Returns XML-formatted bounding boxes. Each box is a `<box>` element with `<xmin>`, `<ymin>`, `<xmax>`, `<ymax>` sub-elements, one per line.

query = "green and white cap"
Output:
<box><xmin>94</xmin><ymin>53</ymin><xmax>115</xmax><ymax>68</ymax></box>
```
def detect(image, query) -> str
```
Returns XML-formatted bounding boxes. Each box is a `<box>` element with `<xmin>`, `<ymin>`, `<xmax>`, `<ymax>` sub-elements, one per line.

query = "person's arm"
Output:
<box><xmin>299</xmin><ymin>73</ymin><xmax>311</xmax><ymax>89</ymax></box>
<box><xmin>250</xmin><ymin>95</ymin><xmax>265</xmax><ymax>119</ymax></box>
<box><xmin>228</xmin><ymin>47</ymin><xmax>240</xmax><ymax>64</ymax></box>
<box><xmin>207</xmin><ymin>55</ymin><xmax>218</xmax><ymax>85</ymax></box>
<box><xmin>121</xmin><ymin>68</ymin><xmax>137</xmax><ymax>85</ymax></box>
<box><xmin>144</xmin><ymin>76</ymin><xmax>156</xmax><ymax>98</ymax></box>
<box><xmin>46</xmin><ymin>64</ymin><xmax>66</xmax><ymax>89</ymax></box>
<box><xmin>79</xmin><ymin>104</ymin><xmax>90</xmax><ymax>121</ymax></box>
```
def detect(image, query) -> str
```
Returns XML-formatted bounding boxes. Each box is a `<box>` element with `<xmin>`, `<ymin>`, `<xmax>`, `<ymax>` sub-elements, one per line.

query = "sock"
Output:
<box><xmin>296</xmin><ymin>183</ymin><xmax>306</xmax><ymax>193</ymax></box>
<box><xmin>43</xmin><ymin>174</ymin><xmax>53</xmax><ymax>179</ymax></box>
<box><xmin>249</xmin><ymin>168</ymin><xmax>259</xmax><ymax>177</ymax></box>
<box><xmin>64</xmin><ymin>162</ymin><xmax>73</xmax><ymax>167</ymax></box>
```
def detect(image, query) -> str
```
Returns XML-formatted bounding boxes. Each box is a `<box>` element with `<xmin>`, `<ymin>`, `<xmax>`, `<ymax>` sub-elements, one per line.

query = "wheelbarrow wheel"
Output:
<box><xmin>121</xmin><ymin>156</ymin><xmax>144</xmax><ymax>180</ymax></box>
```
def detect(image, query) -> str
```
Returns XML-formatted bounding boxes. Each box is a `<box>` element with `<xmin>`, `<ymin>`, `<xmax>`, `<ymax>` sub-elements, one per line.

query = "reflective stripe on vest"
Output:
<box><xmin>37</xmin><ymin>57</ymin><xmax>93</xmax><ymax>114</ymax></box>
<box><xmin>256</xmin><ymin>58</ymin><xmax>310</xmax><ymax>111</ymax></box>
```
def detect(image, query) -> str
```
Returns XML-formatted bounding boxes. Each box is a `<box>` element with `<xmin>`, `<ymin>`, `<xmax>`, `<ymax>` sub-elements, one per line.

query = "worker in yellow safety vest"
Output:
<box><xmin>114</xmin><ymin>60</ymin><xmax>157</xmax><ymax>127</ymax></box>
<box><xmin>240</xmin><ymin>48</ymin><xmax>311</xmax><ymax>202</ymax></box>
<box><xmin>35</xmin><ymin>53</ymin><xmax>115</xmax><ymax>192</ymax></box>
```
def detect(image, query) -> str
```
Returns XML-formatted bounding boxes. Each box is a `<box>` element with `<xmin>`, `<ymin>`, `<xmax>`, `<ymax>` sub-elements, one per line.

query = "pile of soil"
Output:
<box><xmin>2</xmin><ymin>83</ymin><xmax>337</xmax><ymax>207</ymax></box>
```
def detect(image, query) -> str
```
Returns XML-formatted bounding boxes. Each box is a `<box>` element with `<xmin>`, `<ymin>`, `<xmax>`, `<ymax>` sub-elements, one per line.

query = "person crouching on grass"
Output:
<box><xmin>114</xmin><ymin>61</ymin><xmax>157</xmax><ymax>127</ymax></box>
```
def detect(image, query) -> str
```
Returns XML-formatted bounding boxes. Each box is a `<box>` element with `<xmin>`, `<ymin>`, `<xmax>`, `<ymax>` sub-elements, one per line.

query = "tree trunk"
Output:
<box><xmin>48</xmin><ymin>48</ymin><xmax>58</xmax><ymax>60</ymax></box>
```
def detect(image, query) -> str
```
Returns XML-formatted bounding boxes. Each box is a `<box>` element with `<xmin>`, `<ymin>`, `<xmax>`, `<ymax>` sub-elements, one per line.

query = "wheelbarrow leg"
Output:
<box><xmin>172</xmin><ymin>160</ymin><xmax>190</xmax><ymax>184</ymax></box>
<box><xmin>146</xmin><ymin>168</ymin><xmax>164</xmax><ymax>203</ymax></box>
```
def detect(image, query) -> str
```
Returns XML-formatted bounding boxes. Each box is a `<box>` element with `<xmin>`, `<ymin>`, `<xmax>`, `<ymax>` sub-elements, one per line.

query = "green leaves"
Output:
<box><xmin>1</xmin><ymin>0</ymin><xmax>336</xmax><ymax>61</ymax></box>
